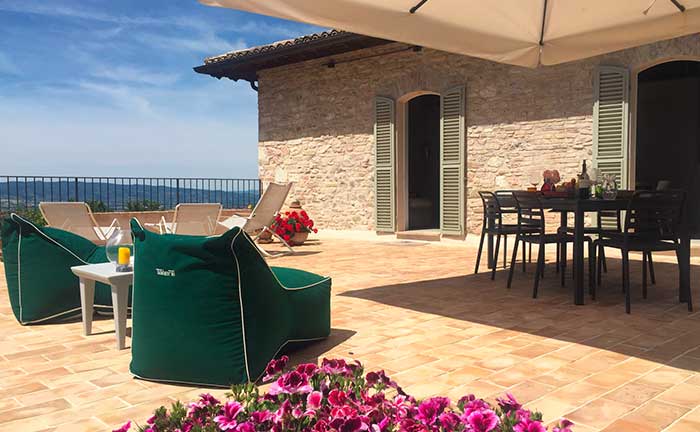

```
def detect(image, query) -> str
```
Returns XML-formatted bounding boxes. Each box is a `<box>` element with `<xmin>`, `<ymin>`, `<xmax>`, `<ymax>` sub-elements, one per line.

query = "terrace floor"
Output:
<box><xmin>2</xmin><ymin>236</ymin><xmax>700</xmax><ymax>431</ymax></box>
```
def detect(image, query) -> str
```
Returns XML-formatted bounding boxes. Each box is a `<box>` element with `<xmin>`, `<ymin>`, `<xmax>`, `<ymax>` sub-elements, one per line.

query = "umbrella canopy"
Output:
<box><xmin>200</xmin><ymin>0</ymin><xmax>700</xmax><ymax>67</ymax></box>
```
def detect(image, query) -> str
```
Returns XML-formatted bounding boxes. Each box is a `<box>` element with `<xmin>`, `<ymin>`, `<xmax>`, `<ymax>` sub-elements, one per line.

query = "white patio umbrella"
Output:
<box><xmin>200</xmin><ymin>0</ymin><xmax>700</xmax><ymax>67</ymax></box>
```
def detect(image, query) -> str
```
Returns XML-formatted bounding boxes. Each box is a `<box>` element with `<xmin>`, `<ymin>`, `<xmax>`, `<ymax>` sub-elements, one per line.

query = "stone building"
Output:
<box><xmin>196</xmin><ymin>31</ymin><xmax>700</xmax><ymax>239</ymax></box>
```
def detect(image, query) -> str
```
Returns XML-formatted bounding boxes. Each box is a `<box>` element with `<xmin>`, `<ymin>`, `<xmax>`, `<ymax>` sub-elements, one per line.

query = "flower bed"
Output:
<box><xmin>115</xmin><ymin>357</ymin><xmax>573</xmax><ymax>432</ymax></box>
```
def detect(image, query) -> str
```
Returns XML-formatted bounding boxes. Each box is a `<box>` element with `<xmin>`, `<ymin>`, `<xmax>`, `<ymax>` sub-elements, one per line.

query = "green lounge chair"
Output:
<box><xmin>129</xmin><ymin>218</ymin><xmax>331</xmax><ymax>387</ymax></box>
<box><xmin>1</xmin><ymin>213</ymin><xmax>128</xmax><ymax>324</ymax></box>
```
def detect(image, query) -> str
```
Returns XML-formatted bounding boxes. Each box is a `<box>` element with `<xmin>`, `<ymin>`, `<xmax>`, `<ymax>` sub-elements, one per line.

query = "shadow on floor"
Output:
<box><xmin>340</xmin><ymin>257</ymin><xmax>700</xmax><ymax>372</ymax></box>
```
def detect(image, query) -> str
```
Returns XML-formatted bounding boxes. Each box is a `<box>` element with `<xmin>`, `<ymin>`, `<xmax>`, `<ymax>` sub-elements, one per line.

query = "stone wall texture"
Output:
<box><xmin>257</xmin><ymin>34</ymin><xmax>700</xmax><ymax>235</ymax></box>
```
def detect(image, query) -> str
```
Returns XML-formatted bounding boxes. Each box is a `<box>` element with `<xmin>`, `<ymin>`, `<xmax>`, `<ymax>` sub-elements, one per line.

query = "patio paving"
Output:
<box><xmin>2</xmin><ymin>236</ymin><xmax>700</xmax><ymax>431</ymax></box>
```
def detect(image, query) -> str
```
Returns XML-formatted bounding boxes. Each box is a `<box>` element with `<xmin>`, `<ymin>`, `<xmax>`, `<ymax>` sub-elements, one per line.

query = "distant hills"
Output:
<box><xmin>0</xmin><ymin>179</ymin><xmax>260</xmax><ymax>211</ymax></box>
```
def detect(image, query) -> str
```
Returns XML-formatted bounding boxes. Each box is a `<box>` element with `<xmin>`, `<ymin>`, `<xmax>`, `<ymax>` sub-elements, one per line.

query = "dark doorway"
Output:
<box><xmin>636</xmin><ymin>61</ymin><xmax>700</xmax><ymax>237</ymax></box>
<box><xmin>407</xmin><ymin>94</ymin><xmax>440</xmax><ymax>230</ymax></box>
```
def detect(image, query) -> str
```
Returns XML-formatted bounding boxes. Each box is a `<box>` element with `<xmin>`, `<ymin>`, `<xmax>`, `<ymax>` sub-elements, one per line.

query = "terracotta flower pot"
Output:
<box><xmin>257</xmin><ymin>229</ymin><xmax>273</xmax><ymax>244</ymax></box>
<box><xmin>290</xmin><ymin>231</ymin><xmax>309</xmax><ymax>246</ymax></box>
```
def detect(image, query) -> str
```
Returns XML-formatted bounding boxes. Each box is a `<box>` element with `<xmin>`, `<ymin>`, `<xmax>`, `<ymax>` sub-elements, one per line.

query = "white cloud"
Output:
<box><xmin>90</xmin><ymin>65</ymin><xmax>180</xmax><ymax>86</ymax></box>
<box><xmin>0</xmin><ymin>52</ymin><xmax>19</xmax><ymax>75</ymax></box>
<box><xmin>78</xmin><ymin>81</ymin><xmax>153</xmax><ymax>115</ymax></box>
<box><xmin>135</xmin><ymin>32</ymin><xmax>247</xmax><ymax>54</ymax></box>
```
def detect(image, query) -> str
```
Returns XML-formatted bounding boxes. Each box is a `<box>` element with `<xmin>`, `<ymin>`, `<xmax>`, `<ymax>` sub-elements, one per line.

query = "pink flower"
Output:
<box><xmin>307</xmin><ymin>391</ymin><xmax>324</xmax><ymax>410</ymax></box>
<box><xmin>249</xmin><ymin>410</ymin><xmax>273</xmax><ymax>424</ymax></box>
<box><xmin>199</xmin><ymin>393</ymin><xmax>220</xmax><ymax>406</ymax></box>
<box><xmin>514</xmin><ymin>418</ymin><xmax>547</xmax><ymax>432</ymax></box>
<box><xmin>459</xmin><ymin>395</ymin><xmax>491</xmax><ymax>417</ymax></box>
<box><xmin>321</xmin><ymin>358</ymin><xmax>354</xmax><ymax>376</ymax></box>
<box><xmin>112</xmin><ymin>421</ymin><xmax>131</xmax><ymax>432</ymax></box>
<box><xmin>417</xmin><ymin>397</ymin><xmax>450</xmax><ymax>425</ymax></box>
<box><xmin>263</xmin><ymin>355</ymin><xmax>289</xmax><ymax>381</ymax></box>
<box><xmin>214</xmin><ymin>401</ymin><xmax>244</xmax><ymax>430</ymax></box>
<box><xmin>496</xmin><ymin>393</ymin><xmax>521</xmax><ymax>413</ymax></box>
<box><xmin>438</xmin><ymin>412</ymin><xmax>460</xmax><ymax>430</ymax></box>
<box><xmin>296</xmin><ymin>363</ymin><xmax>319</xmax><ymax>376</ymax></box>
<box><xmin>465</xmin><ymin>409</ymin><xmax>499</xmax><ymax>432</ymax></box>
<box><xmin>268</xmin><ymin>371</ymin><xmax>314</xmax><ymax>395</ymax></box>
<box><xmin>553</xmin><ymin>419</ymin><xmax>574</xmax><ymax>432</ymax></box>
<box><xmin>235</xmin><ymin>422</ymin><xmax>255</xmax><ymax>432</ymax></box>
<box><xmin>329</xmin><ymin>389</ymin><xmax>348</xmax><ymax>406</ymax></box>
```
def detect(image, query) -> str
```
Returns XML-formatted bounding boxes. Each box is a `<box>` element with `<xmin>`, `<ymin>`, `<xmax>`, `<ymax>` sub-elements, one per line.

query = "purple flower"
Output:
<box><xmin>263</xmin><ymin>355</ymin><xmax>289</xmax><ymax>381</ymax></box>
<box><xmin>365</xmin><ymin>371</ymin><xmax>380</xmax><ymax>385</ymax></box>
<box><xmin>112</xmin><ymin>421</ymin><xmax>131</xmax><ymax>432</ymax></box>
<box><xmin>460</xmin><ymin>396</ymin><xmax>491</xmax><ymax>417</ymax></box>
<box><xmin>553</xmin><ymin>419</ymin><xmax>574</xmax><ymax>432</ymax></box>
<box><xmin>307</xmin><ymin>391</ymin><xmax>324</xmax><ymax>410</ymax></box>
<box><xmin>417</xmin><ymin>397</ymin><xmax>450</xmax><ymax>425</ymax></box>
<box><xmin>513</xmin><ymin>418</ymin><xmax>547</xmax><ymax>432</ymax></box>
<box><xmin>199</xmin><ymin>393</ymin><xmax>220</xmax><ymax>406</ymax></box>
<box><xmin>496</xmin><ymin>393</ymin><xmax>522</xmax><ymax>414</ymax></box>
<box><xmin>214</xmin><ymin>401</ymin><xmax>244</xmax><ymax>430</ymax></box>
<box><xmin>296</xmin><ymin>363</ymin><xmax>319</xmax><ymax>376</ymax></box>
<box><xmin>269</xmin><ymin>370</ymin><xmax>314</xmax><ymax>395</ymax></box>
<box><xmin>465</xmin><ymin>409</ymin><xmax>499</xmax><ymax>432</ymax></box>
<box><xmin>438</xmin><ymin>412</ymin><xmax>460</xmax><ymax>430</ymax></box>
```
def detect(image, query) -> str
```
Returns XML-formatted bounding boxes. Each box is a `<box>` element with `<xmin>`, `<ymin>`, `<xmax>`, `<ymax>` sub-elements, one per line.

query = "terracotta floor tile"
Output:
<box><xmin>603</xmin><ymin>381</ymin><xmax>665</xmax><ymax>406</ymax></box>
<box><xmin>664</xmin><ymin>418</ymin><xmax>700</xmax><ymax>432</ymax></box>
<box><xmin>564</xmin><ymin>398</ymin><xmax>636</xmax><ymax>429</ymax></box>
<box><xmin>655</xmin><ymin>383</ymin><xmax>700</xmax><ymax>408</ymax></box>
<box><xmin>637</xmin><ymin>367</ymin><xmax>693</xmax><ymax>390</ymax></box>
<box><xmin>612</xmin><ymin>400</ymin><xmax>689</xmax><ymax>431</ymax></box>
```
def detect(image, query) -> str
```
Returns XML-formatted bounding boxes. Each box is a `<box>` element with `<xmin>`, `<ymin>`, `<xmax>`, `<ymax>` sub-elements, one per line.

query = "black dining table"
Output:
<box><xmin>488</xmin><ymin>196</ymin><xmax>692</xmax><ymax>308</ymax></box>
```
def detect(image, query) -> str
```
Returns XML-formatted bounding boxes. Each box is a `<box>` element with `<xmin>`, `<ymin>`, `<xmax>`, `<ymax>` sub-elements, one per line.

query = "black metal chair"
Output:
<box><xmin>507</xmin><ymin>191</ymin><xmax>592</xmax><ymax>298</ymax></box>
<box><xmin>594</xmin><ymin>210</ymin><xmax>655</xmax><ymax>288</ymax></box>
<box><xmin>475</xmin><ymin>191</ymin><xmax>536</xmax><ymax>280</ymax></box>
<box><xmin>592</xmin><ymin>190</ymin><xmax>690</xmax><ymax>314</ymax></box>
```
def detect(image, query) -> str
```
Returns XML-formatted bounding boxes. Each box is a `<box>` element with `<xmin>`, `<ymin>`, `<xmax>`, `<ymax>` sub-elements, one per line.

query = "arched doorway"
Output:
<box><xmin>406</xmin><ymin>94</ymin><xmax>440</xmax><ymax>230</ymax></box>
<box><xmin>635</xmin><ymin>60</ymin><xmax>700</xmax><ymax>236</ymax></box>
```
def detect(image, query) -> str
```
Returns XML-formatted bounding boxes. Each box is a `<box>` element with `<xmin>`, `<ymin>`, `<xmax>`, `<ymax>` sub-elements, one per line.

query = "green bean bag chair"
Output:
<box><xmin>1</xmin><ymin>214</ymin><xmax>128</xmax><ymax>324</ymax></box>
<box><xmin>129</xmin><ymin>218</ymin><xmax>331</xmax><ymax>387</ymax></box>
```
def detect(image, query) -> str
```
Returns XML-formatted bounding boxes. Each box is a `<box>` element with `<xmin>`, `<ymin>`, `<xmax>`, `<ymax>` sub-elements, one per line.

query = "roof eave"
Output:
<box><xmin>194</xmin><ymin>32</ymin><xmax>392</xmax><ymax>82</ymax></box>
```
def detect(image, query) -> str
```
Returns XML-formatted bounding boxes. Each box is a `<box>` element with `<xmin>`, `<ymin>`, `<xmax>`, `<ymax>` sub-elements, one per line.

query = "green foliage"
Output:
<box><xmin>125</xmin><ymin>200</ymin><xmax>162</xmax><ymax>212</ymax></box>
<box><xmin>86</xmin><ymin>200</ymin><xmax>111</xmax><ymax>213</ymax></box>
<box><xmin>0</xmin><ymin>206</ymin><xmax>46</xmax><ymax>227</ymax></box>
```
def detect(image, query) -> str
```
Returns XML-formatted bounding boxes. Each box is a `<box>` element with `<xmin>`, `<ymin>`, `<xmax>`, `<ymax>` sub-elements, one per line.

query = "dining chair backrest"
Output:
<box><xmin>656</xmin><ymin>180</ymin><xmax>672</xmax><ymax>191</ymax></box>
<box><xmin>512</xmin><ymin>191</ymin><xmax>545</xmax><ymax>233</ymax></box>
<box><xmin>597</xmin><ymin>210</ymin><xmax>622</xmax><ymax>232</ymax></box>
<box><xmin>494</xmin><ymin>190</ymin><xmax>518</xmax><ymax>212</ymax></box>
<box><xmin>624</xmin><ymin>190</ymin><xmax>685</xmax><ymax>241</ymax></box>
<box><xmin>478</xmin><ymin>191</ymin><xmax>502</xmax><ymax>222</ymax></box>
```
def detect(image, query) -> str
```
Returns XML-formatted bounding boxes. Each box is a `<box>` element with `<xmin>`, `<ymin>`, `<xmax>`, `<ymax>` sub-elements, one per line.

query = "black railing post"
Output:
<box><xmin>74</xmin><ymin>177</ymin><xmax>79</xmax><ymax>202</ymax></box>
<box><xmin>176</xmin><ymin>179</ymin><xmax>180</xmax><ymax>205</ymax></box>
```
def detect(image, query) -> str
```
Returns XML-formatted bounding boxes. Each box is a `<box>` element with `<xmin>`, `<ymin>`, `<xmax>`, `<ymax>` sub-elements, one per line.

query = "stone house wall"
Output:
<box><xmin>257</xmin><ymin>34</ymin><xmax>700</xmax><ymax>235</ymax></box>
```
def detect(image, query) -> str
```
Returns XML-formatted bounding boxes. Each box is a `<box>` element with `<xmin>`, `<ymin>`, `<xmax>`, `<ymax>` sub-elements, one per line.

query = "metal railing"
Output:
<box><xmin>0</xmin><ymin>176</ymin><xmax>262</xmax><ymax>212</ymax></box>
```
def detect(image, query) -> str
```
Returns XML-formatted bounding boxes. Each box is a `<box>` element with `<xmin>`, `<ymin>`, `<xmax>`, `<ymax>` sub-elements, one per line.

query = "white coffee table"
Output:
<box><xmin>71</xmin><ymin>262</ymin><xmax>132</xmax><ymax>350</ymax></box>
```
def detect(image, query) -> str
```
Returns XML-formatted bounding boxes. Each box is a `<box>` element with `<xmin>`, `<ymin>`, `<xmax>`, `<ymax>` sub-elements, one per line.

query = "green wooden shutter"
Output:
<box><xmin>593</xmin><ymin>66</ymin><xmax>629</xmax><ymax>189</ymax></box>
<box><xmin>440</xmin><ymin>86</ymin><xmax>466</xmax><ymax>236</ymax></box>
<box><xmin>374</xmin><ymin>97</ymin><xmax>395</xmax><ymax>232</ymax></box>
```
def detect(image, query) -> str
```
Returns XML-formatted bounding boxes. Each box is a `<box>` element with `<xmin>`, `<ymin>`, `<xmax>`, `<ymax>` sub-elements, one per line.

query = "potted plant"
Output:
<box><xmin>272</xmin><ymin>210</ymin><xmax>317</xmax><ymax>246</ymax></box>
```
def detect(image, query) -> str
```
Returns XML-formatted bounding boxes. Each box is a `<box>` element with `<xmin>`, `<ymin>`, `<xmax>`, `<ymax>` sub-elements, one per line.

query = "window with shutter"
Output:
<box><xmin>440</xmin><ymin>86</ymin><xmax>466</xmax><ymax>236</ymax></box>
<box><xmin>374</xmin><ymin>97</ymin><xmax>395</xmax><ymax>232</ymax></box>
<box><xmin>593</xmin><ymin>66</ymin><xmax>630</xmax><ymax>189</ymax></box>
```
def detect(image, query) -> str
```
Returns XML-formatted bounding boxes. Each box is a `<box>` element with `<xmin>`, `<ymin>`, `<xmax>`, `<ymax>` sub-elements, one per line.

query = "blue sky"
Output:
<box><xmin>0</xmin><ymin>0</ymin><xmax>321</xmax><ymax>178</ymax></box>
